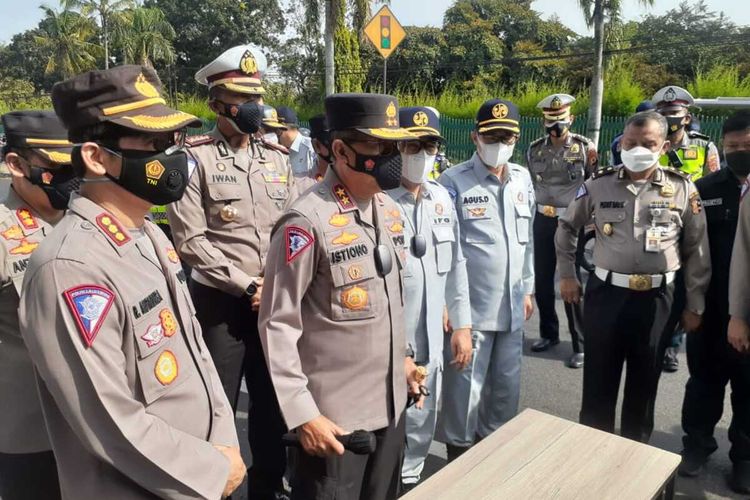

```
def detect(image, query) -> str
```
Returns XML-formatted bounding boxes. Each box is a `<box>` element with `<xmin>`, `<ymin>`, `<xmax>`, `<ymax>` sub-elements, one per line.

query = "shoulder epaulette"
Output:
<box><xmin>528</xmin><ymin>137</ymin><xmax>545</xmax><ymax>149</ymax></box>
<box><xmin>259</xmin><ymin>138</ymin><xmax>290</xmax><ymax>155</ymax></box>
<box><xmin>185</xmin><ymin>134</ymin><xmax>213</xmax><ymax>147</ymax></box>
<box><xmin>687</xmin><ymin>131</ymin><xmax>710</xmax><ymax>142</ymax></box>
<box><xmin>592</xmin><ymin>166</ymin><xmax>617</xmax><ymax>179</ymax></box>
<box><xmin>661</xmin><ymin>166</ymin><xmax>691</xmax><ymax>180</ymax></box>
<box><xmin>570</xmin><ymin>132</ymin><xmax>593</xmax><ymax>145</ymax></box>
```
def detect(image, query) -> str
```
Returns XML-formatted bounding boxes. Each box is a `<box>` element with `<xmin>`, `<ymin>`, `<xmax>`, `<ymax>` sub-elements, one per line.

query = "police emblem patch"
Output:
<box><xmin>239</xmin><ymin>50</ymin><xmax>258</xmax><ymax>75</ymax></box>
<box><xmin>341</xmin><ymin>286</ymin><xmax>368</xmax><ymax>310</ymax></box>
<box><xmin>166</xmin><ymin>248</ymin><xmax>179</xmax><ymax>264</ymax></box>
<box><xmin>413</xmin><ymin>111</ymin><xmax>429</xmax><ymax>127</ymax></box>
<box><xmin>492</xmin><ymin>103</ymin><xmax>508</xmax><ymax>119</ymax></box>
<box><xmin>16</xmin><ymin>209</ymin><xmax>38</xmax><ymax>230</ymax></box>
<box><xmin>575</xmin><ymin>184</ymin><xmax>588</xmax><ymax>200</ymax></box>
<box><xmin>155</xmin><ymin>350</ymin><xmax>178</xmax><ymax>385</ymax></box>
<box><xmin>286</xmin><ymin>226</ymin><xmax>314</xmax><ymax>264</ymax></box>
<box><xmin>63</xmin><ymin>285</ymin><xmax>115</xmax><ymax>347</ymax></box>
<box><xmin>160</xmin><ymin>309</ymin><xmax>178</xmax><ymax>337</ymax></box>
<box><xmin>141</xmin><ymin>323</ymin><xmax>165</xmax><ymax>348</ymax></box>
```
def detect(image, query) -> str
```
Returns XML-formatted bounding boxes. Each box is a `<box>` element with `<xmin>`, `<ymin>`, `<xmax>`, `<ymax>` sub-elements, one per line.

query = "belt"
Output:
<box><xmin>537</xmin><ymin>204</ymin><xmax>566</xmax><ymax>218</ymax></box>
<box><xmin>594</xmin><ymin>267</ymin><xmax>675</xmax><ymax>291</ymax></box>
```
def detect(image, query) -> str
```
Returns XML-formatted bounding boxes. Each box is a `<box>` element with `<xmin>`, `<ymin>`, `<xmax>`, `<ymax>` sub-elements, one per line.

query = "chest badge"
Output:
<box><xmin>220</xmin><ymin>204</ymin><xmax>239</xmax><ymax>222</ymax></box>
<box><xmin>329</xmin><ymin>214</ymin><xmax>350</xmax><ymax>227</ymax></box>
<box><xmin>602</xmin><ymin>223</ymin><xmax>614</xmax><ymax>236</ymax></box>
<box><xmin>435</xmin><ymin>203</ymin><xmax>444</xmax><ymax>216</ymax></box>
<box><xmin>341</xmin><ymin>286</ymin><xmax>368</xmax><ymax>310</ymax></box>
<box><xmin>660</xmin><ymin>183</ymin><xmax>675</xmax><ymax>197</ymax></box>
<box><xmin>155</xmin><ymin>350</ymin><xmax>179</xmax><ymax>385</ymax></box>
<box><xmin>1</xmin><ymin>225</ymin><xmax>23</xmax><ymax>240</ymax></box>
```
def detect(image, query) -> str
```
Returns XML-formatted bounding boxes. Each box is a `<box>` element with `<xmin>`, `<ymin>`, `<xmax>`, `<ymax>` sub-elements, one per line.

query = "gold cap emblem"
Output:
<box><xmin>135</xmin><ymin>73</ymin><xmax>160</xmax><ymax>99</ymax></box>
<box><xmin>240</xmin><ymin>50</ymin><xmax>258</xmax><ymax>75</ymax></box>
<box><xmin>492</xmin><ymin>103</ymin><xmax>508</xmax><ymax>119</ymax></box>
<box><xmin>413</xmin><ymin>111</ymin><xmax>429</xmax><ymax>127</ymax></box>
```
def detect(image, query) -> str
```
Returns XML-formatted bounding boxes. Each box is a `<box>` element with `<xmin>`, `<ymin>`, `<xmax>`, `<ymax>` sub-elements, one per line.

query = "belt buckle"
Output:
<box><xmin>542</xmin><ymin>205</ymin><xmax>557</xmax><ymax>217</ymax></box>
<box><xmin>629</xmin><ymin>274</ymin><xmax>652</xmax><ymax>291</ymax></box>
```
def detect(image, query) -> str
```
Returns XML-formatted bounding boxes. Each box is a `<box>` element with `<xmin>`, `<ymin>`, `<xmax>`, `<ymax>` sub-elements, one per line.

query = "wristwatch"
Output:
<box><xmin>245</xmin><ymin>279</ymin><xmax>259</xmax><ymax>298</ymax></box>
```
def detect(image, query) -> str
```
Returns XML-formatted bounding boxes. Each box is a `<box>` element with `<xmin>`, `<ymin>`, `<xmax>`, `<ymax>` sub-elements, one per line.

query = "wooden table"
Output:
<box><xmin>404</xmin><ymin>408</ymin><xmax>681</xmax><ymax>500</ymax></box>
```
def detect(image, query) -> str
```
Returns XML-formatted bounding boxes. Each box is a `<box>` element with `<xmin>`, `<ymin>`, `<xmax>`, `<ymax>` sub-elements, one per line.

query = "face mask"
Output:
<box><xmin>621</xmin><ymin>145</ymin><xmax>662</xmax><ymax>173</ymax></box>
<box><xmin>545</xmin><ymin>121</ymin><xmax>571</xmax><ymax>138</ymax></box>
<box><xmin>218</xmin><ymin>101</ymin><xmax>263</xmax><ymax>135</ymax></box>
<box><xmin>478</xmin><ymin>140</ymin><xmax>514</xmax><ymax>168</ymax></box>
<box><xmin>263</xmin><ymin>132</ymin><xmax>278</xmax><ymax>144</ymax></box>
<box><xmin>401</xmin><ymin>151</ymin><xmax>435</xmax><ymax>184</ymax></box>
<box><xmin>28</xmin><ymin>165</ymin><xmax>80</xmax><ymax>210</ymax></box>
<box><xmin>725</xmin><ymin>150</ymin><xmax>750</xmax><ymax>178</ymax></box>
<box><xmin>98</xmin><ymin>147</ymin><xmax>189</xmax><ymax>205</ymax></box>
<box><xmin>665</xmin><ymin>116</ymin><xmax>685</xmax><ymax>134</ymax></box>
<box><xmin>342</xmin><ymin>142</ymin><xmax>402</xmax><ymax>190</ymax></box>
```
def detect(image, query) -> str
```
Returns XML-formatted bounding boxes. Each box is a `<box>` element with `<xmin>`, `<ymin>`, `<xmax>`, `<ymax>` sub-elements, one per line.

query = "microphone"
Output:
<box><xmin>282</xmin><ymin>430</ymin><xmax>377</xmax><ymax>455</ymax></box>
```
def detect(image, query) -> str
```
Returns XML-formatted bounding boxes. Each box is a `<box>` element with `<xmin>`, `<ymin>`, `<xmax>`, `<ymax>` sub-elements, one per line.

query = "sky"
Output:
<box><xmin>0</xmin><ymin>0</ymin><xmax>746</xmax><ymax>44</ymax></box>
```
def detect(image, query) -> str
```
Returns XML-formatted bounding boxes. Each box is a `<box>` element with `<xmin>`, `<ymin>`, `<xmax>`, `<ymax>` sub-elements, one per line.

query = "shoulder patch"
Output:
<box><xmin>286</xmin><ymin>225</ymin><xmax>314</xmax><ymax>264</ymax></box>
<box><xmin>185</xmin><ymin>134</ymin><xmax>213</xmax><ymax>147</ymax></box>
<box><xmin>662</xmin><ymin>166</ymin><xmax>691</xmax><ymax>180</ymax></box>
<box><xmin>575</xmin><ymin>184</ymin><xmax>588</xmax><ymax>200</ymax></box>
<box><xmin>528</xmin><ymin>137</ymin><xmax>545</xmax><ymax>149</ymax></box>
<box><xmin>592</xmin><ymin>166</ymin><xmax>617</xmax><ymax>179</ymax></box>
<box><xmin>687</xmin><ymin>131</ymin><xmax>710</xmax><ymax>142</ymax></box>
<box><xmin>63</xmin><ymin>285</ymin><xmax>115</xmax><ymax>348</ymax></box>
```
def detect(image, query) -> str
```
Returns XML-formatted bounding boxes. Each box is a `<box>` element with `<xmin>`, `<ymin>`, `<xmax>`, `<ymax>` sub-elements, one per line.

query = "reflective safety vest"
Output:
<box><xmin>149</xmin><ymin>205</ymin><xmax>169</xmax><ymax>225</ymax></box>
<box><xmin>659</xmin><ymin>137</ymin><xmax>707</xmax><ymax>182</ymax></box>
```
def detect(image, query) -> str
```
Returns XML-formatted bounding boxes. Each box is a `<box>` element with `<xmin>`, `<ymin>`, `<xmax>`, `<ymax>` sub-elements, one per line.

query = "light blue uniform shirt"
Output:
<box><xmin>289</xmin><ymin>133</ymin><xmax>316</xmax><ymax>177</ymax></box>
<box><xmin>387</xmin><ymin>180</ymin><xmax>472</xmax><ymax>366</ymax></box>
<box><xmin>439</xmin><ymin>153</ymin><xmax>536</xmax><ymax>332</ymax></box>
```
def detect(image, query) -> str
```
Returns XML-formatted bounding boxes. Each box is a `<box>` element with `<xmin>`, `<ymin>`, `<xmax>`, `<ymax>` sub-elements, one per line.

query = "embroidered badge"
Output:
<box><xmin>160</xmin><ymin>308</ymin><xmax>178</xmax><ymax>337</ymax></box>
<box><xmin>329</xmin><ymin>214</ymin><xmax>351</xmax><ymax>227</ymax></box>
<box><xmin>154</xmin><ymin>350</ymin><xmax>178</xmax><ymax>385</ymax></box>
<box><xmin>341</xmin><ymin>286</ymin><xmax>368</xmax><ymax>310</ymax></box>
<box><xmin>690</xmin><ymin>193</ymin><xmax>703</xmax><ymax>215</ymax></box>
<box><xmin>332</xmin><ymin>184</ymin><xmax>356</xmax><ymax>212</ymax></box>
<box><xmin>16</xmin><ymin>209</ymin><xmax>38</xmax><ymax>230</ymax></box>
<box><xmin>348</xmin><ymin>264</ymin><xmax>364</xmax><ymax>280</ymax></box>
<box><xmin>570</xmin><ymin>143</ymin><xmax>580</xmax><ymax>154</ymax></box>
<box><xmin>141</xmin><ymin>323</ymin><xmax>165</xmax><ymax>348</ymax></box>
<box><xmin>434</xmin><ymin>204</ymin><xmax>444</xmax><ymax>216</ymax></box>
<box><xmin>1</xmin><ymin>225</ymin><xmax>23</xmax><ymax>240</ymax></box>
<box><xmin>286</xmin><ymin>226</ymin><xmax>314</xmax><ymax>264</ymax></box>
<box><xmin>166</xmin><ymin>248</ymin><xmax>180</xmax><ymax>264</ymax></box>
<box><xmin>9</xmin><ymin>238</ymin><xmax>38</xmax><ymax>255</ymax></box>
<box><xmin>332</xmin><ymin>231</ymin><xmax>359</xmax><ymax>246</ymax></box>
<box><xmin>468</xmin><ymin>207</ymin><xmax>487</xmax><ymax>218</ymax></box>
<box><xmin>575</xmin><ymin>184</ymin><xmax>588</xmax><ymax>200</ymax></box>
<box><xmin>63</xmin><ymin>285</ymin><xmax>115</xmax><ymax>348</ymax></box>
<box><xmin>388</xmin><ymin>221</ymin><xmax>404</xmax><ymax>234</ymax></box>
<box><xmin>95</xmin><ymin>214</ymin><xmax>131</xmax><ymax>246</ymax></box>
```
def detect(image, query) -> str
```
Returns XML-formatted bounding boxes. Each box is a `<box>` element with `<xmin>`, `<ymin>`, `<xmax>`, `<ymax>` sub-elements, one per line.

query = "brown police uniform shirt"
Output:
<box><xmin>556</xmin><ymin>166</ymin><xmax>711</xmax><ymax>313</ymax></box>
<box><xmin>19</xmin><ymin>195</ymin><xmax>237</xmax><ymax>500</ymax></box>
<box><xmin>258</xmin><ymin>169</ymin><xmax>407</xmax><ymax>432</ymax></box>
<box><xmin>167</xmin><ymin>127</ymin><xmax>299</xmax><ymax>296</ymax></box>
<box><xmin>0</xmin><ymin>189</ymin><xmax>53</xmax><ymax>453</ymax></box>
<box><xmin>729</xmin><ymin>184</ymin><xmax>750</xmax><ymax>322</ymax></box>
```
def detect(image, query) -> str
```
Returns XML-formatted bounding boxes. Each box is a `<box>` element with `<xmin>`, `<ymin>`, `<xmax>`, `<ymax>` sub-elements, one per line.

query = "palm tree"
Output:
<box><xmin>35</xmin><ymin>5</ymin><xmax>103</xmax><ymax>78</ymax></box>
<box><xmin>578</xmin><ymin>0</ymin><xmax>654</xmax><ymax>146</ymax></box>
<box><xmin>64</xmin><ymin>0</ymin><xmax>135</xmax><ymax>69</ymax></box>
<box><xmin>111</xmin><ymin>7</ymin><xmax>176</xmax><ymax>67</ymax></box>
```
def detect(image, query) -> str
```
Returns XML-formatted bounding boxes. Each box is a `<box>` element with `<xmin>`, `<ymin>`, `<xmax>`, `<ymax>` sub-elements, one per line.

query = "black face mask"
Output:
<box><xmin>28</xmin><ymin>165</ymin><xmax>80</xmax><ymax>210</ymax></box>
<box><xmin>666</xmin><ymin>116</ymin><xmax>686</xmax><ymax>134</ymax></box>
<box><xmin>103</xmin><ymin>147</ymin><xmax>189</xmax><ymax>205</ymax></box>
<box><xmin>725</xmin><ymin>151</ymin><xmax>750</xmax><ymax>178</ymax></box>
<box><xmin>545</xmin><ymin>121</ymin><xmax>570</xmax><ymax>138</ymax></box>
<box><xmin>218</xmin><ymin>101</ymin><xmax>263</xmax><ymax>135</ymax></box>
<box><xmin>342</xmin><ymin>142</ymin><xmax>402</xmax><ymax>190</ymax></box>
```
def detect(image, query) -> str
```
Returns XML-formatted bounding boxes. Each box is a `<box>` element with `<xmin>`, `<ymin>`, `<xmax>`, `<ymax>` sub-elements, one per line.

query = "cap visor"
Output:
<box><xmin>477</xmin><ymin>124</ymin><xmax>520</xmax><ymax>134</ymax></box>
<box><xmin>108</xmin><ymin>103</ymin><xmax>202</xmax><ymax>132</ymax></box>
<box><xmin>356</xmin><ymin>127</ymin><xmax>417</xmax><ymax>140</ymax></box>
<box><xmin>37</xmin><ymin>148</ymin><xmax>73</xmax><ymax>164</ymax></box>
<box><xmin>262</xmin><ymin>121</ymin><xmax>288</xmax><ymax>130</ymax></box>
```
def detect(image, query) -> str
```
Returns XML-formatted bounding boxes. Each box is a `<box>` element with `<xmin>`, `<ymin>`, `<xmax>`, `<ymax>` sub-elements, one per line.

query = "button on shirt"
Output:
<box><xmin>388</xmin><ymin>181</ymin><xmax>471</xmax><ymax>365</ymax></box>
<box><xmin>438</xmin><ymin>154</ymin><xmax>536</xmax><ymax>332</ymax></box>
<box><xmin>289</xmin><ymin>132</ymin><xmax>316</xmax><ymax>177</ymax></box>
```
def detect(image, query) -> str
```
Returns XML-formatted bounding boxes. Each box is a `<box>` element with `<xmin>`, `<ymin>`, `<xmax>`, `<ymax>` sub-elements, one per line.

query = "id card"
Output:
<box><xmin>645</xmin><ymin>227</ymin><xmax>661</xmax><ymax>253</ymax></box>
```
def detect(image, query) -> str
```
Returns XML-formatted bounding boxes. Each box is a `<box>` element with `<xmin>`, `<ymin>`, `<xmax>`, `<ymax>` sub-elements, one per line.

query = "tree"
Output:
<box><xmin>34</xmin><ymin>5</ymin><xmax>103</xmax><ymax>78</ymax></box>
<box><xmin>111</xmin><ymin>7</ymin><xmax>176</xmax><ymax>67</ymax></box>
<box><xmin>64</xmin><ymin>0</ymin><xmax>135</xmax><ymax>69</ymax></box>
<box><xmin>577</xmin><ymin>0</ymin><xmax>654</xmax><ymax>145</ymax></box>
<box><xmin>277</xmin><ymin>0</ymin><xmax>324</xmax><ymax>102</ymax></box>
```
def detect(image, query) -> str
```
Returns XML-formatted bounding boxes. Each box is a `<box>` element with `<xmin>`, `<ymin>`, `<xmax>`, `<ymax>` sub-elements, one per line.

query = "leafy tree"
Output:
<box><xmin>277</xmin><ymin>0</ymin><xmax>324</xmax><ymax>102</ymax></box>
<box><xmin>64</xmin><ymin>0</ymin><xmax>135</xmax><ymax>69</ymax></box>
<box><xmin>0</xmin><ymin>28</ymin><xmax>59</xmax><ymax>91</ymax></box>
<box><xmin>34</xmin><ymin>5</ymin><xmax>103</xmax><ymax>78</ymax></box>
<box><xmin>111</xmin><ymin>7</ymin><xmax>176</xmax><ymax>67</ymax></box>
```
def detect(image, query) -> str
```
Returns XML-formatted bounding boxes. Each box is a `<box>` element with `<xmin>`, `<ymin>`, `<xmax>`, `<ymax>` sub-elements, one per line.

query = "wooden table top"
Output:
<box><xmin>404</xmin><ymin>408</ymin><xmax>681</xmax><ymax>500</ymax></box>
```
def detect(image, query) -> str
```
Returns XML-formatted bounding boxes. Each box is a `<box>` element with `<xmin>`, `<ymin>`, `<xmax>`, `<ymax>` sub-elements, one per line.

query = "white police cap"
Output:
<box><xmin>195</xmin><ymin>45</ymin><xmax>268</xmax><ymax>95</ymax></box>
<box><xmin>537</xmin><ymin>93</ymin><xmax>576</xmax><ymax>111</ymax></box>
<box><xmin>652</xmin><ymin>86</ymin><xmax>694</xmax><ymax>109</ymax></box>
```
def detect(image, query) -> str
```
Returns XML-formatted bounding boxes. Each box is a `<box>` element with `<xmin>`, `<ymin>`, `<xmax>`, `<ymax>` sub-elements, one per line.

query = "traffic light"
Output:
<box><xmin>381</xmin><ymin>15</ymin><xmax>391</xmax><ymax>50</ymax></box>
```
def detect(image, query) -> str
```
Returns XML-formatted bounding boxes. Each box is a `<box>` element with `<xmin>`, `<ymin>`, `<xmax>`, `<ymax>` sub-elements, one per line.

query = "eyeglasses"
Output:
<box><xmin>480</xmin><ymin>132</ymin><xmax>518</xmax><ymax>145</ymax></box>
<box><xmin>399</xmin><ymin>140</ymin><xmax>440</xmax><ymax>155</ymax></box>
<box><xmin>343</xmin><ymin>139</ymin><xmax>398</xmax><ymax>156</ymax></box>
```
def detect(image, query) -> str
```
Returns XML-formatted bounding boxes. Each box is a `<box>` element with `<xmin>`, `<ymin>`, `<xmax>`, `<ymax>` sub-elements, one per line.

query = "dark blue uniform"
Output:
<box><xmin>681</xmin><ymin>167</ymin><xmax>750</xmax><ymax>464</ymax></box>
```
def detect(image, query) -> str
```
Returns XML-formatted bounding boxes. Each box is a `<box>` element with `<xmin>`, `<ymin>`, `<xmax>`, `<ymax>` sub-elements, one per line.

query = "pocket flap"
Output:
<box><xmin>208</xmin><ymin>183</ymin><xmax>242</xmax><ymax>201</ymax></box>
<box><xmin>432</xmin><ymin>226</ymin><xmax>455</xmax><ymax>243</ymax></box>
<box><xmin>514</xmin><ymin>203</ymin><xmax>532</xmax><ymax>218</ymax></box>
<box><xmin>330</xmin><ymin>259</ymin><xmax>377</xmax><ymax>288</ymax></box>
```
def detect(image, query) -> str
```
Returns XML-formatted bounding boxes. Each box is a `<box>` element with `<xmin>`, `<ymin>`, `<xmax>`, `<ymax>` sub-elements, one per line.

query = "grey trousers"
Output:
<box><xmin>402</xmin><ymin>360</ymin><xmax>443</xmax><ymax>484</ymax></box>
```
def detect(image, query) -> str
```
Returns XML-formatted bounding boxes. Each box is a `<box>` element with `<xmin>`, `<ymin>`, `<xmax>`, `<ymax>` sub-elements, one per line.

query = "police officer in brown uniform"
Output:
<box><xmin>527</xmin><ymin>94</ymin><xmax>597</xmax><ymax>368</ymax></box>
<box><xmin>166</xmin><ymin>45</ymin><xmax>295</xmax><ymax>499</ymax></box>
<box><xmin>19</xmin><ymin>65</ymin><xmax>245</xmax><ymax>499</ymax></box>
<box><xmin>556</xmin><ymin>111</ymin><xmax>710</xmax><ymax>442</ymax></box>
<box><xmin>259</xmin><ymin>93</ymin><xmax>425</xmax><ymax>500</ymax></box>
<box><xmin>0</xmin><ymin>110</ymin><xmax>76</xmax><ymax>500</ymax></box>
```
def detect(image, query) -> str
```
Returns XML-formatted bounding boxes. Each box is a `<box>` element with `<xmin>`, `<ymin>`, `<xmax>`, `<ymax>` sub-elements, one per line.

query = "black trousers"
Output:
<box><xmin>661</xmin><ymin>270</ymin><xmax>687</xmax><ymax>349</ymax></box>
<box><xmin>533</xmin><ymin>213</ymin><xmax>584</xmax><ymax>352</ymax></box>
<box><xmin>580</xmin><ymin>273</ymin><xmax>674</xmax><ymax>443</ymax></box>
<box><xmin>291</xmin><ymin>415</ymin><xmax>405</xmax><ymax>500</ymax></box>
<box><xmin>191</xmin><ymin>281</ymin><xmax>287</xmax><ymax>499</ymax></box>
<box><xmin>0</xmin><ymin>450</ymin><xmax>61</xmax><ymax>500</ymax></box>
<box><xmin>682</xmin><ymin>313</ymin><xmax>750</xmax><ymax>463</ymax></box>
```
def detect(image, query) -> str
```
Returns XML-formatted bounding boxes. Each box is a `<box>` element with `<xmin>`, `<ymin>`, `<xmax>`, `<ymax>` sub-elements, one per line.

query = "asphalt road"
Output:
<box><xmin>235</xmin><ymin>299</ymin><xmax>740</xmax><ymax>500</ymax></box>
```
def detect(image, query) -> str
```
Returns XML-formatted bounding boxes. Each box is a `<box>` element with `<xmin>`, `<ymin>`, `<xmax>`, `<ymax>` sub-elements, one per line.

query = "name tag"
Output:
<box><xmin>703</xmin><ymin>198</ymin><xmax>722</xmax><ymax>207</ymax></box>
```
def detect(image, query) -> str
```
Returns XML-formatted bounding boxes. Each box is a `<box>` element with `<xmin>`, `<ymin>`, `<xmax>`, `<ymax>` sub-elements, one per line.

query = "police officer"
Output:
<box><xmin>387</xmin><ymin>106</ymin><xmax>472</xmax><ymax>491</ymax></box>
<box><xmin>653</xmin><ymin>86</ymin><xmax>720</xmax><ymax>372</ymax></box>
<box><xmin>527</xmin><ymin>94</ymin><xmax>597</xmax><ymax>368</ymax></box>
<box><xmin>556</xmin><ymin>110</ymin><xmax>710</xmax><ymax>443</ymax></box>
<box><xmin>308</xmin><ymin>114</ymin><xmax>331</xmax><ymax>182</ymax></box>
<box><xmin>258</xmin><ymin>93</ymin><xmax>424</xmax><ymax>500</ymax></box>
<box><xmin>260</xmin><ymin>104</ymin><xmax>289</xmax><ymax>147</ymax></box>
<box><xmin>275</xmin><ymin>106</ymin><xmax>317</xmax><ymax>178</ymax></box>
<box><xmin>719</xmin><ymin>112</ymin><xmax>750</xmax><ymax>494</ymax></box>
<box><xmin>611</xmin><ymin>100</ymin><xmax>656</xmax><ymax>165</ymax></box>
<box><xmin>19</xmin><ymin>65</ymin><xmax>245</xmax><ymax>499</ymax></box>
<box><xmin>436</xmin><ymin>99</ymin><xmax>535</xmax><ymax>460</ymax></box>
<box><xmin>0</xmin><ymin>110</ymin><xmax>76</xmax><ymax>500</ymax></box>
<box><xmin>166</xmin><ymin>45</ymin><xmax>294</xmax><ymax>499</ymax></box>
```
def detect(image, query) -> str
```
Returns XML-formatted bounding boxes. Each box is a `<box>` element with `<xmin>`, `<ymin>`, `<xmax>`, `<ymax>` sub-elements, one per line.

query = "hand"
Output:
<box><xmin>250</xmin><ymin>278</ymin><xmax>264</xmax><ymax>312</ymax></box>
<box><xmin>443</xmin><ymin>307</ymin><xmax>452</xmax><ymax>333</ymax></box>
<box><xmin>405</xmin><ymin>356</ymin><xmax>426</xmax><ymax>409</ymax></box>
<box><xmin>681</xmin><ymin>310</ymin><xmax>702</xmax><ymax>333</ymax></box>
<box><xmin>523</xmin><ymin>295</ymin><xmax>534</xmax><ymax>321</ymax></box>
<box><xmin>450</xmin><ymin>328</ymin><xmax>473</xmax><ymax>371</ymax></box>
<box><xmin>299</xmin><ymin>415</ymin><xmax>346</xmax><ymax>457</ymax></box>
<box><xmin>560</xmin><ymin>278</ymin><xmax>582</xmax><ymax>304</ymax></box>
<box><xmin>214</xmin><ymin>445</ymin><xmax>246</xmax><ymax>498</ymax></box>
<box><xmin>728</xmin><ymin>316</ymin><xmax>750</xmax><ymax>353</ymax></box>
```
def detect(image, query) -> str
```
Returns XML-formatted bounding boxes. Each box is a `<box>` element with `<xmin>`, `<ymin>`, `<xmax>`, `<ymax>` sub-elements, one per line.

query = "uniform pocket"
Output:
<box><xmin>432</xmin><ymin>226</ymin><xmax>454</xmax><ymax>273</ymax></box>
<box><xmin>514</xmin><ymin>203</ymin><xmax>532</xmax><ymax>244</ymax></box>
<box><xmin>329</xmin><ymin>260</ymin><xmax>378</xmax><ymax>321</ymax></box>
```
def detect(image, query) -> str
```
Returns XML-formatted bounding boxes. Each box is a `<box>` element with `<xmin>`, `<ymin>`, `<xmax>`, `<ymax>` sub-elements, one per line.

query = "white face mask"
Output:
<box><xmin>620</xmin><ymin>144</ymin><xmax>663</xmax><ymax>173</ymax></box>
<box><xmin>401</xmin><ymin>151</ymin><xmax>435</xmax><ymax>184</ymax></box>
<box><xmin>263</xmin><ymin>132</ymin><xmax>279</xmax><ymax>144</ymax></box>
<box><xmin>477</xmin><ymin>140</ymin><xmax>514</xmax><ymax>168</ymax></box>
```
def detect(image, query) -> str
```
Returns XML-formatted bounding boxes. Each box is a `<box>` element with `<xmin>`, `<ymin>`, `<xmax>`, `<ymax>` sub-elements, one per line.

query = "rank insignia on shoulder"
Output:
<box><xmin>96</xmin><ymin>214</ymin><xmax>131</xmax><ymax>246</ymax></box>
<box><xmin>63</xmin><ymin>285</ymin><xmax>115</xmax><ymax>348</ymax></box>
<box><xmin>575</xmin><ymin>184</ymin><xmax>588</xmax><ymax>200</ymax></box>
<box><xmin>185</xmin><ymin>134</ymin><xmax>213</xmax><ymax>148</ymax></box>
<box><xmin>16</xmin><ymin>209</ymin><xmax>38</xmax><ymax>230</ymax></box>
<box><xmin>332</xmin><ymin>184</ymin><xmax>356</xmax><ymax>212</ymax></box>
<box><xmin>593</xmin><ymin>166</ymin><xmax>615</xmax><ymax>179</ymax></box>
<box><xmin>286</xmin><ymin>225</ymin><xmax>314</xmax><ymax>264</ymax></box>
